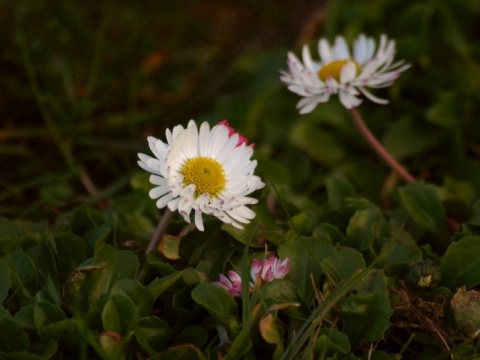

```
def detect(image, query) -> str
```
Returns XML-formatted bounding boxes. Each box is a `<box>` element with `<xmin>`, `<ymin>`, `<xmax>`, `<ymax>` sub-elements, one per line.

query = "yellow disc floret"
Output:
<box><xmin>181</xmin><ymin>157</ymin><xmax>226</xmax><ymax>198</ymax></box>
<box><xmin>318</xmin><ymin>59</ymin><xmax>360</xmax><ymax>82</ymax></box>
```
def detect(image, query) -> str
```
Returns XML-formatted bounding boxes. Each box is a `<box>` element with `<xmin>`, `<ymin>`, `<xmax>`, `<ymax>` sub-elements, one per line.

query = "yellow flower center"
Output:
<box><xmin>181</xmin><ymin>157</ymin><xmax>226</xmax><ymax>198</ymax></box>
<box><xmin>318</xmin><ymin>59</ymin><xmax>360</xmax><ymax>82</ymax></box>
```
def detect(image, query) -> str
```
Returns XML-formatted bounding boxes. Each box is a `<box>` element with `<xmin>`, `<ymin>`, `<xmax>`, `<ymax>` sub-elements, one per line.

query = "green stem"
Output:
<box><xmin>348</xmin><ymin>107</ymin><xmax>415</xmax><ymax>183</ymax></box>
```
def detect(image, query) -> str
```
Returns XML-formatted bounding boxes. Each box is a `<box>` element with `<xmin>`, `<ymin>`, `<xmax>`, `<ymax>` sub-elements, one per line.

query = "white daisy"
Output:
<box><xmin>280</xmin><ymin>34</ymin><xmax>410</xmax><ymax>113</ymax></box>
<box><xmin>138</xmin><ymin>120</ymin><xmax>265</xmax><ymax>231</ymax></box>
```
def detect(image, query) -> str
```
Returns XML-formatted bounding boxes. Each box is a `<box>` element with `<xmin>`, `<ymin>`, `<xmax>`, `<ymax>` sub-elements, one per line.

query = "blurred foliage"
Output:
<box><xmin>1</xmin><ymin>0</ymin><xmax>480</xmax><ymax>358</ymax></box>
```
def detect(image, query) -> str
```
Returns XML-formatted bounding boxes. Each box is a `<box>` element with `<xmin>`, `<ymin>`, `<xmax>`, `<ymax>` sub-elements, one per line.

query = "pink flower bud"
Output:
<box><xmin>218</xmin><ymin>119</ymin><xmax>253</xmax><ymax>147</ymax></box>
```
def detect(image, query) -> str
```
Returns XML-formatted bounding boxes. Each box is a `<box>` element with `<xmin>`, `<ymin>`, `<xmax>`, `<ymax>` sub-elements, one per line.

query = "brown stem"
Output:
<box><xmin>348</xmin><ymin>107</ymin><xmax>415</xmax><ymax>183</ymax></box>
<box><xmin>146</xmin><ymin>208</ymin><xmax>174</xmax><ymax>254</ymax></box>
<box><xmin>137</xmin><ymin>208</ymin><xmax>173</xmax><ymax>283</ymax></box>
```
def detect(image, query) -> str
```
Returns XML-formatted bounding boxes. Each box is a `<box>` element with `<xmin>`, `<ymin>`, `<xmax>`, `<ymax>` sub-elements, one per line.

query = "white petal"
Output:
<box><xmin>358</xmin><ymin>87</ymin><xmax>389</xmax><ymax>104</ymax></box>
<box><xmin>340</xmin><ymin>61</ymin><xmax>357</xmax><ymax>83</ymax></box>
<box><xmin>149</xmin><ymin>185</ymin><xmax>169</xmax><ymax>199</ymax></box>
<box><xmin>194</xmin><ymin>211</ymin><xmax>204</xmax><ymax>231</ymax></box>
<box><xmin>150</xmin><ymin>175</ymin><xmax>167</xmax><ymax>186</ymax></box>
<box><xmin>156</xmin><ymin>193</ymin><xmax>172</xmax><ymax>208</ymax></box>
<box><xmin>302</xmin><ymin>45</ymin><xmax>315</xmax><ymax>71</ymax></box>
<box><xmin>318</xmin><ymin>38</ymin><xmax>332</xmax><ymax>63</ymax></box>
<box><xmin>333</xmin><ymin>36</ymin><xmax>350</xmax><ymax>59</ymax></box>
<box><xmin>339</xmin><ymin>89</ymin><xmax>362</xmax><ymax>109</ymax></box>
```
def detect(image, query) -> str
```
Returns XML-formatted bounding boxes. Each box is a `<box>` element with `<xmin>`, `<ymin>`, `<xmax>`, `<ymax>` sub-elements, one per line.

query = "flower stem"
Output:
<box><xmin>137</xmin><ymin>208</ymin><xmax>173</xmax><ymax>283</ymax></box>
<box><xmin>146</xmin><ymin>208</ymin><xmax>173</xmax><ymax>254</ymax></box>
<box><xmin>348</xmin><ymin>107</ymin><xmax>415</xmax><ymax>183</ymax></box>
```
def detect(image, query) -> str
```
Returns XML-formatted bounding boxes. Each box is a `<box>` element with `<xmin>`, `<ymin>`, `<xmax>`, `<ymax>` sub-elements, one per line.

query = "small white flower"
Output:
<box><xmin>138</xmin><ymin>120</ymin><xmax>265</xmax><ymax>231</ymax></box>
<box><xmin>280</xmin><ymin>34</ymin><xmax>410</xmax><ymax>113</ymax></box>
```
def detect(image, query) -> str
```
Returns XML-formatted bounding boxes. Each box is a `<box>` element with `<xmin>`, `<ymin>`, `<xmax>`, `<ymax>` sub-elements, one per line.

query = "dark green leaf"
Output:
<box><xmin>191</xmin><ymin>283</ymin><xmax>239</xmax><ymax>332</ymax></box>
<box><xmin>148</xmin><ymin>271</ymin><xmax>183</xmax><ymax>298</ymax></box>
<box><xmin>0</xmin><ymin>258</ymin><xmax>11</xmax><ymax>303</ymax></box>
<box><xmin>440</xmin><ymin>236</ymin><xmax>480</xmax><ymax>288</ymax></box>
<box><xmin>314</xmin><ymin>328</ymin><xmax>351</xmax><ymax>356</ymax></box>
<box><xmin>341</xmin><ymin>270</ymin><xmax>392</xmax><ymax>347</ymax></box>
<box><xmin>345</xmin><ymin>209</ymin><xmax>383</xmax><ymax>251</ymax></box>
<box><xmin>325</xmin><ymin>173</ymin><xmax>355</xmax><ymax>210</ymax></box>
<box><xmin>34</xmin><ymin>301</ymin><xmax>65</xmax><ymax>329</ymax></box>
<box><xmin>321</xmin><ymin>247</ymin><xmax>366</xmax><ymax>283</ymax></box>
<box><xmin>110</xmin><ymin>279</ymin><xmax>153</xmax><ymax>317</ymax></box>
<box><xmin>101</xmin><ymin>294</ymin><xmax>137</xmax><ymax>334</ymax></box>
<box><xmin>4</xmin><ymin>251</ymin><xmax>38</xmax><ymax>301</ymax></box>
<box><xmin>134</xmin><ymin>316</ymin><xmax>172</xmax><ymax>354</ymax></box>
<box><xmin>157</xmin><ymin>344</ymin><xmax>205</xmax><ymax>360</ymax></box>
<box><xmin>174</xmin><ymin>326</ymin><xmax>208</xmax><ymax>347</ymax></box>
<box><xmin>0</xmin><ymin>317</ymin><xmax>29</xmax><ymax>352</ymax></box>
<box><xmin>398</xmin><ymin>181</ymin><xmax>449</xmax><ymax>236</ymax></box>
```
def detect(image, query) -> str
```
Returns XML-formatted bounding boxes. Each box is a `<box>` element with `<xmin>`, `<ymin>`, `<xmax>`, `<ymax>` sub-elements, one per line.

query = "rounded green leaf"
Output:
<box><xmin>440</xmin><ymin>236</ymin><xmax>480</xmax><ymax>288</ymax></box>
<box><xmin>134</xmin><ymin>316</ymin><xmax>172</xmax><ymax>354</ymax></box>
<box><xmin>0</xmin><ymin>318</ymin><xmax>29</xmax><ymax>352</ymax></box>
<box><xmin>341</xmin><ymin>270</ymin><xmax>392</xmax><ymax>347</ymax></box>
<box><xmin>191</xmin><ymin>283</ymin><xmax>239</xmax><ymax>331</ymax></box>
<box><xmin>101</xmin><ymin>294</ymin><xmax>137</xmax><ymax>334</ymax></box>
<box><xmin>345</xmin><ymin>209</ymin><xmax>383</xmax><ymax>251</ymax></box>
<box><xmin>397</xmin><ymin>182</ymin><xmax>449</xmax><ymax>249</ymax></box>
<box><xmin>34</xmin><ymin>302</ymin><xmax>65</xmax><ymax>329</ymax></box>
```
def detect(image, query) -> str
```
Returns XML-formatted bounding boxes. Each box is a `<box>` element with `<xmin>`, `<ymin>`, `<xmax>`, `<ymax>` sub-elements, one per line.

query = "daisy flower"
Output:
<box><xmin>280</xmin><ymin>34</ymin><xmax>410</xmax><ymax>113</ymax></box>
<box><xmin>251</xmin><ymin>256</ymin><xmax>290</xmax><ymax>283</ymax></box>
<box><xmin>214</xmin><ymin>256</ymin><xmax>291</xmax><ymax>297</ymax></box>
<box><xmin>138</xmin><ymin>120</ymin><xmax>265</xmax><ymax>231</ymax></box>
<box><xmin>213</xmin><ymin>270</ymin><xmax>244</xmax><ymax>297</ymax></box>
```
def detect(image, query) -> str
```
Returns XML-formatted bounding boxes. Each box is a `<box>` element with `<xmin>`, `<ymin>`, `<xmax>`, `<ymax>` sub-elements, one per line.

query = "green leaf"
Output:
<box><xmin>182</xmin><ymin>267</ymin><xmax>208</xmax><ymax>285</ymax></box>
<box><xmin>71</xmin><ymin>206</ymin><xmax>106</xmax><ymax>237</ymax></box>
<box><xmin>157</xmin><ymin>344</ymin><xmax>205</xmax><ymax>360</ymax></box>
<box><xmin>148</xmin><ymin>271</ymin><xmax>183</xmax><ymax>298</ymax></box>
<box><xmin>34</xmin><ymin>302</ymin><xmax>65</xmax><ymax>330</ymax></box>
<box><xmin>314</xmin><ymin>328</ymin><xmax>351</xmax><ymax>356</ymax></box>
<box><xmin>110</xmin><ymin>279</ymin><xmax>153</xmax><ymax>317</ymax></box>
<box><xmin>0</xmin><ymin>218</ymin><xmax>27</xmax><ymax>255</ymax></box>
<box><xmin>53</xmin><ymin>232</ymin><xmax>87</xmax><ymax>278</ymax></box>
<box><xmin>191</xmin><ymin>283</ymin><xmax>239</xmax><ymax>332</ymax></box>
<box><xmin>0</xmin><ymin>317</ymin><xmax>29</xmax><ymax>352</ymax></box>
<box><xmin>174</xmin><ymin>326</ymin><xmax>208</xmax><ymax>348</ymax></box>
<box><xmin>397</xmin><ymin>181</ymin><xmax>449</xmax><ymax>249</ymax></box>
<box><xmin>377</xmin><ymin>240</ymin><xmax>422</xmax><ymax>274</ymax></box>
<box><xmin>87</xmin><ymin>244</ymin><xmax>116</xmax><ymax>304</ymax></box>
<box><xmin>278</xmin><ymin>228</ymin><xmax>335</xmax><ymax>305</ymax></box>
<box><xmin>134</xmin><ymin>316</ymin><xmax>172</xmax><ymax>354</ymax></box>
<box><xmin>89</xmin><ymin>244</ymin><xmax>139</xmax><ymax>305</ymax></box>
<box><xmin>260</xmin><ymin>280</ymin><xmax>308</xmax><ymax>319</ymax></box>
<box><xmin>102</xmin><ymin>294</ymin><xmax>137</xmax><ymax>334</ymax></box>
<box><xmin>321</xmin><ymin>247</ymin><xmax>366</xmax><ymax>283</ymax></box>
<box><xmin>39</xmin><ymin>319</ymin><xmax>78</xmax><ymax>346</ymax></box>
<box><xmin>440</xmin><ymin>236</ymin><xmax>480</xmax><ymax>288</ymax></box>
<box><xmin>13</xmin><ymin>306</ymin><xmax>35</xmax><ymax>329</ymax></box>
<box><xmin>341</xmin><ymin>270</ymin><xmax>392</xmax><ymax>348</ymax></box>
<box><xmin>325</xmin><ymin>173</ymin><xmax>355</xmax><ymax>210</ymax></box>
<box><xmin>146</xmin><ymin>252</ymin><xmax>177</xmax><ymax>275</ymax></box>
<box><xmin>345</xmin><ymin>209</ymin><xmax>383</xmax><ymax>251</ymax></box>
<box><xmin>4</xmin><ymin>251</ymin><xmax>38</xmax><ymax>301</ymax></box>
<box><xmin>86</xmin><ymin>225</ymin><xmax>111</xmax><ymax>249</ymax></box>
<box><xmin>0</xmin><ymin>258</ymin><xmax>11</xmax><ymax>303</ymax></box>
<box><xmin>28</xmin><ymin>241</ymin><xmax>62</xmax><ymax>305</ymax></box>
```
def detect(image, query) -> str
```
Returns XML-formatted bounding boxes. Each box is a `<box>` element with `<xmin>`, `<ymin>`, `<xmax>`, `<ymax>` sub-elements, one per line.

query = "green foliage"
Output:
<box><xmin>2</xmin><ymin>0</ymin><xmax>480</xmax><ymax>358</ymax></box>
